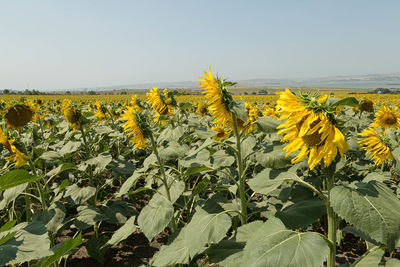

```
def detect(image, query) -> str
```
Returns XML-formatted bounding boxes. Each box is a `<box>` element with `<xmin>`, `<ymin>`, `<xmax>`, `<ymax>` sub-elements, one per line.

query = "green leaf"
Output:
<box><xmin>116</xmin><ymin>172</ymin><xmax>141</xmax><ymax>197</ymax></box>
<box><xmin>137</xmin><ymin>193</ymin><xmax>174</xmax><ymax>241</ymax></box>
<box><xmin>32</xmin><ymin>202</ymin><xmax>66</xmax><ymax>233</ymax></box>
<box><xmin>101</xmin><ymin>201</ymin><xmax>137</xmax><ymax>224</ymax></box>
<box><xmin>0</xmin><ymin>221</ymin><xmax>52</xmax><ymax>266</ymax></box>
<box><xmin>0</xmin><ymin>183</ymin><xmax>27</xmax><ymax>209</ymax></box>
<box><xmin>39</xmin><ymin>151</ymin><xmax>62</xmax><ymax>161</ymax></box>
<box><xmin>86</xmin><ymin>236</ymin><xmax>109</xmax><ymax>264</ymax></box>
<box><xmin>248</xmin><ymin>168</ymin><xmax>300</xmax><ymax>196</ymax></box>
<box><xmin>73</xmin><ymin>205</ymin><xmax>107</xmax><ymax>230</ymax></box>
<box><xmin>158</xmin><ymin>126</ymin><xmax>185</xmax><ymax>143</ymax></box>
<box><xmin>207</xmin><ymin>240</ymin><xmax>244</xmax><ymax>267</ymax></box>
<box><xmin>192</xmin><ymin>177</ymin><xmax>211</xmax><ymax>196</ymax></box>
<box><xmin>330</xmin><ymin>97</ymin><xmax>359</xmax><ymax>108</ymax></box>
<box><xmin>241</xmin><ymin>136</ymin><xmax>256</xmax><ymax>159</ymax></box>
<box><xmin>34</xmin><ymin>233</ymin><xmax>82</xmax><ymax>267</ymax></box>
<box><xmin>0</xmin><ymin>221</ymin><xmax>16</xmax><ymax>232</ymax></box>
<box><xmin>158</xmin><ymin>179</ymin><xmax>185</xmax><ymax>204</ymax></box>
<box><xmin>159</xmin><ymin>142</ymin><xmax>187</xmax><ymax>161</ymax></box>
<box><xmin>151</xmin><ymin>228</ymin><xmax>190</xmax><ymax>267</ymax></box>
<box><xmin>229</xmin><ymin>100</ymin><xmax>248</xmax><ymax>123</ymax></box>
<box><xmin>184</xmin><ymin>165</ymin><xmax>212</xmax><ymax>177</ymax></box>
<box><xmin>107</xmin><ymin>216</ymin><xmax>137</xmax><ymax>246</ymax></box>
<box><xmin>211</xmin><ymin>150</ymin><xmax>235</xmax><ymax>168</ymax></box>
<box><xmin>45</xmin><ymin>163</ymin><xmax>77</xmax><ymax>178</ymax></box>
<box><xmin>241</xmin><ymin>218</ymin><xmax>329</xmax><ymax>267</ymax></box>
<box><xmin>255</xmin><ymin>116</ymin><xmax>280</xmax><ymax>133</ymax></box>
<box><xmin>352</xmin><ymin>247</ymin><xmax>385</xmax><ymax>267</ymax></box>
<box><xmin>256</xmin><ymin>144</ymin><xmax>294</xmax><ymax>169</ymax></box>
<box><xmin>184</xmin><ymin>206</ymin><xmax>232</xmax><ymax>257</ymax></box>
<box><xmin>330</xmin><ymin>181</ymin><xmax>400</xmax><ymax>250</ymax></box>
<box><xmin>59</xmin><ymin>141</ymin><xmax>81</xmax><ymax>156</ymax></box>
<box><xmin>276</xmin><ymin>199</ymin><xmax>326</xmax><ymax>229</ymax></box>
<box><xmin>84</xmin><ymin>152</ymin><xmax>113</xmax><ymax>175</ymax></box>
<box><xmin>64</xmin><ymin>184</ymin><xmax>96</xmax><ymax>205</ymax></box>
<box><xmin>0</xmin><ymin>170</ymin><xmax>40</xmax><ymax>192</ymax></box>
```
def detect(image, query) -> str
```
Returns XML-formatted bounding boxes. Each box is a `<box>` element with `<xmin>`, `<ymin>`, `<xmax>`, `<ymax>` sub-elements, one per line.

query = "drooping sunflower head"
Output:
<box><xmin>211</xmin><ymin>125</ymin><xmax>231</xmax><ymax>141</ymax></box>
<box><xmin>4</xmin><ymin>104</ymin><xmax>34</xmax><ymax>129</ymax></box>
<box><xmin>358</xmin><ymin>99</ymin><xmax>374</xmax><ymax>113</ymax></box>
<box><xmin>147</xmin><ymin>87</ymin><xmax>175</xmax><ymax>122</ymax></box>
<box><xmin>63</xmin><ymin>104</ymin><xmax>82</xmax><ymax>130</ymax></box>
<box><xmin>372</xmin><ymin>105</ymin><xmax>400</xmax><ymax>129</ymax></box>
<box><xmin>199</xmin><ymin>68</ymin><xmax>236</xmax><ymax>128</ymax></box>
<box><xmin>120</xmin><ymin>106</ymin><xmax>150</xmax><ymax>148</ymax></box>
<box><xmin>197</xmin><ymin>102</ymin><xmax>208</xmax><ymax>116</ymax></box>
<box><xmin>276</xmin><ymin>89</ymin><xmax>348</xmax><ymax>170</ymax></box>
<box><xmin>358</xmin><ymin>128</ymin><xmax>393</xmax><ymax>166</ymax></box>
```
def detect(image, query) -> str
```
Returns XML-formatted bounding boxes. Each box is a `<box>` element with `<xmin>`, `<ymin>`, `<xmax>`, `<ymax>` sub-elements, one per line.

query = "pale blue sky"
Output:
<box><xmin>0</xmin><ymin>0</ymin><xmax>399</xmax><ymax>90</ymax></box>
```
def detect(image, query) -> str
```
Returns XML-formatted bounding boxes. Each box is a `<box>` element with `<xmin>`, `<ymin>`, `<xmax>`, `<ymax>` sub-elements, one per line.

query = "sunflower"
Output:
<box><xmin>130</xmin><ymin>95</ymin><xmax>143</xmax><ymax>112</ymax></box>
<box><xmin>94</xmin><ymin>101</ymin><xmax>109</xmax><ymax>119</ymax></box>
<box><xmin>0</xmin><ymin>128</ymin><xmax>30</xmax><ymax>167</ymax></box>
<box><xmin>199</xmin><ymin>69</ymin><xmax>233</xmax><ymax>128</ymax></box>
<box><xmin>147</xmin><ymin>88</ymin><xmax>174</xmax><ymax>122</ymax></box>
<box><xmin>262</xmin><ymin>105</ymin><xmax>278</xmax><ymax>119</ymax></box>
<box><xmin>120</xmin><ymin>106</ymin><xmax>149</xmax><ymax>148</ymax></box>
<box><xmin>211</xmin><ymin>125</ymin><xmax>230</xmax><ymax>141</ymax></box>
<box><xmin>197</xmin><ymin>102</ymin><xmax>208</xmax><ymax>116</ymax></box>
<box><xmin>4</xmin><ymin>104</ymin><xmax>34</xmax><ymax>129</ymax></box>
<box><xmin>371</xmin><ymin>105</ymin><xmax>400</xmax><ymax>129</ymax></box>
<box><xmin>358</xmin><ymin>128</ymin><xmax>393</xmax><ymax>166</ymax></box>
<box><xmin>62</xmin><ymin>100</ymin><xmax>82</xmax><ymax>130</ymax></box>
<box><xmin>358</xmin><ymin>99</ymin><xmax>374</xmax><ymax>113</ymax></box>
<box><xmin>276</xmin><ymin>89</ymin><xmax>348</xmax><ymax>170</ymax></box>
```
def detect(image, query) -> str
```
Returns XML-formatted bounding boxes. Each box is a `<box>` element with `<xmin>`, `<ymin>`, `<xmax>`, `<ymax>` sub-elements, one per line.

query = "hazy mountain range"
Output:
<box><xmin>74</xmin><ymin>72</ymin><xmax>400</xmax><ymax>91</ymax></box>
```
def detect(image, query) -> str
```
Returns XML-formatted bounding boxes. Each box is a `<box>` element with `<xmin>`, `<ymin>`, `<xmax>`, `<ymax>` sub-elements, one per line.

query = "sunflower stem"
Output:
<box><xmin>325</xmin><ymin>165</ymin><xmax>337</xmax><ymax>267</ymax></box>
<box><xmin>149</xmin><ymin>132</ymin><xmax>178</xmax><ymax>232</ymax></box>
<box><xmin>232</xmin><ymin>113</ymin><xmax>247</xmax><ymax>224</ymax></box>
<box><xmin>79</xmin><ymin>123</ymin><xmax>90</xmax><ymax>156</ymax></box>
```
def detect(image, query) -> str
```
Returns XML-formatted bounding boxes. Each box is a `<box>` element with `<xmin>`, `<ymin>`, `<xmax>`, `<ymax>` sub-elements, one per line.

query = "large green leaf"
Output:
<box><xmin>255</xmin><ymin>116</ymin><xmax>280</xmax><ymax>133</ymax></box>
<box><xmin>330</xmin><ymin>181</ymin><xmax>400</xmax><ymax>250</ymax></box>
<box><xmin>276</xmin><ymin>199</ymin><xmax>326</xmax><ymax>229</ymax></box>
<box><xmin>229</xmin><ymin>100</ymin><xmax>248</xmax><ymax>123</ymax></box>
<box><xmin>151</xmin><ymin>228</ymin><xmax>190</xmax><ymax>267</ymax></box>
<box><xmin>352</xmin><ymin>247</ymin><xmax>385</xmax><ymax>266</ymax></box>
<box><xmin>64</xmin><ymin>184</ymin><xmax>96</xmax><ymax>205</ymax></box>
<box><xmin>137</xmin><ymin>193</ymin><xmax>174</xmax><ymax>241</ymax></box>
<box><xmin>0</xmin><ymin>170</ymin><xmax>40</xmax><ymax>192</ymax></box>
<box><xmin>158</xmin><ymin>179</ymin><xmax>185</xmax><ymax>204</ymax></box>
<box><xmin>330</xmin><ymin>97</ymin><xmax>359</xmax><ymax>108</ymax></box>
<box><xmin>248</xmin><ymin>168</ymin><xmax>300</xmax><ymax>196</ymax></box>
<box><xmin>184</xmin><ymin>206</ymin><xmax>232</xmax><ymax>257</ymax></box>
<box><xmin>84</xmin><ymin>152</ymin><xmax>113</xmax><ymax>175</ymax></box>
<box><xmin>116</xmin><ymin>172</ymin><xmax>141</xmax><ymax>197</ymax></box>
<box><xmin>32</xmin><ymin>202</ymin><xmax>66</xmax><ymax>233</ymax></box>
<box><xmin>0</xmin><ymin>221</ymin><xmax>52</xmax><ymax>266</ymax></box>
<box><xmin>0</xmin><ymin>183</ymin><xmax>27</xmax><ymax>209</ymax></box>
<box><xmin>241</xmin><ymin>218</ymin><xmax>329</xmax><ymax>267</ymax></box>
<box><xmin>34</xmin><ymin>234</ymin><xmax>82</xmax><ymax>267</ymax></box>
<box><xmin>59</xmin><ymin>141</ymin><xmax>81</xmax><ymax>156</ymax></box>
<box><xmin>159</xmin><ymin>142</ymin><xmax>187</xmax><ymax>161</ymax></box>
<box><xmin>107</xmin><ymin>216</ymin><xmax>136</xmax><ymax>246</ymax></box>
<box><xmin>73</xmin><ymin>205</ymin><xmax>107</xmax><ymax>230</ymax></box>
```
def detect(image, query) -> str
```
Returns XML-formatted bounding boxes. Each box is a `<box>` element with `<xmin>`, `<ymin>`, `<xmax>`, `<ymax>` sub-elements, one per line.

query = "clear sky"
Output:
<box><xmin>0</xmin><ymin>0</ymin><xmax>399</xmax><ymax>90</ymax></box>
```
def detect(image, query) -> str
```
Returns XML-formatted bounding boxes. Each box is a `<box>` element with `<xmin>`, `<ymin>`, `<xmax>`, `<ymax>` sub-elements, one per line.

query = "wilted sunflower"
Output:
<box><xmin>147</xmin><ymin>88</ymin><xmax>174</xmax><ymax>122</ymax></box>
<box><xmin>358</xmin><ymin>128</ymin><xmax>393</xmax><ymax>166</ymax></box>
<box><xmin>62</xmin><ymin>101</ymin><xmax>82</xmax><ymax>130</ymax></box>
<box><xmin>4</xmin><ymin>104</ymin><xmax>34</xmax><ymax>129</ymax></box>
<box><xmin>211</xmin><ymin>125</ymin><xmax>230</xmax><ymax>141</ymax></box>
<box><xmin>276</xmin><ymin>89</ymin><xmax>348</xmax><ymax>170</ymax></box>
<box><xmin>120</xmin><ymin>106</ymin><xmax>149</xmax><ymax>148</ymax></box>
<box><xmin>0</xmin><ymin>128</ymin><xmax>30</xmax><ymax>167</ymax></box>
<box><xmin>371</xmin><ymin>105</ymin><xmax>400</xmax><ymax>129</ymax></box>
<box><xmin>199</xmin><ymin>69</ymin><xmax>234</xmax><ymax>128</ymax></box>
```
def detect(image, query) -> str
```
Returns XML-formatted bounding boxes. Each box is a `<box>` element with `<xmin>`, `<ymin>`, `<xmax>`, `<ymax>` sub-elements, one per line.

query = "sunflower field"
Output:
<box><xmin>1</xmin><ymin>69</ymin><xmax>400</xmax><ymax>267</ymax></box>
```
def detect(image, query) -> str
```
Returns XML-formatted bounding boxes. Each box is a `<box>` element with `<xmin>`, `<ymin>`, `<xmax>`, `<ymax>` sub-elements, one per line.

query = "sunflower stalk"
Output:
<box><xmin>232</xmin><ymin>113</ymin><xmax>247</xmax><ymax>224</ymax></box>
<box><xmin>79</xmin><ymin>123</ymin><xmax>90</xmax><ymax>156</ymax></box>
<box><xmin>324</xmin><ymin>163</ymin><xmax>337</xmax><ymax>267</ymax></box>
<box><xmin>149</xmin><ymin>132</ymin><xmax>178</xmax><ymax>232</ymax></box>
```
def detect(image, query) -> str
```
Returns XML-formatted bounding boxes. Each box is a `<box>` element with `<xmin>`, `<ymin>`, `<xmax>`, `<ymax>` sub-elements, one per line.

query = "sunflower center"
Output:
<box><xmin>382</xmin><ymin>113</ymin><xmax>397</xmax><ymax>125</ymax></box>
<box><xmin>216</xmin><ymin>129</ymin><xmax>226</xmax><ymax>138</ymax></box>
<box><xmin>297</xmin><ymin>118</ymin><xmax>323</xmax><ymax>147</ymax></box>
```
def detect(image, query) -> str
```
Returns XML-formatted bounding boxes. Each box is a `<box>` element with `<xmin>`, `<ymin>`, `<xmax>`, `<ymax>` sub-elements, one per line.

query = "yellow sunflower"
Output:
<box><xmin>262</xmin><ymin>105</ymin><xmax>278</xmax><ymax>119</ymax></box>
<box><xmin>130</xmin><ymin>95</ymin><xmax>143</xmax><ymax>112</ymax></box>
<box><xmin>371</xmin><ymin>105</ymin><xmax>400</xmax><ymax>129</ymax></box>
<box><xmin>120</xmin><ymin>106</ymin><xmax>148</xmax><ymax>148</ymax></box>
<box><xmin>199</xmin><ymin>69</ymin><xmax>233</xmax><ymax>128</ymax></box>
<box><xmin>0</xmin><ymin>128</ymin><xmax>30</xmax><ymax>167</ymax></box>
<box><xmin>276</xmin><ymin>89</ymin><xmax>348</xmax><ymax>170</ymax></box>
<box><xmin>4</xmin><ymin>104</ymin><xmax>34</xmax><ymax>129</ymax></box>
<box><xmin>197</xmin><ymin>102</ymin><xmax>208</xmax><ymax>116</ymax></box>
<box><xmin>147</xmin><ymin>87</ymin><xmax>174</xmax><ymax>122</ymax></box>
<box><xmin>358</xmin><ymin>128</ymin><xmax>393</xmax><ymax>166</ymax></box>
<box><xmin>62</xmin><ymin>101</ymin><xmax>82</xmax><ymax>130</ymax></box>
<box><xmin>94</xmin><ymin>101</ymin><xmax>109</xmax><ymax>119</ymax></box>
<box><xmin>211</xmin><ymin>126</ymin><xmax>230</xmax><ymax>141</ymax></box>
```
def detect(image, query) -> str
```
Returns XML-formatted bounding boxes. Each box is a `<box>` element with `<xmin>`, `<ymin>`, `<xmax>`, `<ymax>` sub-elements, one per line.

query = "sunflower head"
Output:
<box><xmin>211</xmin><ymin>125</ymin><xmax>230</xmax><ymax>141</ymax></box>
<box><xmin>5</xmin><ymin>104</ymin><xmax>34</xmax><ymax>129</ymax></box>
<box><xmin>372</xmin><ymin>106</ymin><xmax>400</xmax><ymax>129</ymax></box>
<box><xmin>199</xmin><ymin>68</ymin><xmax>236</xmax><ymax>128</ymax></box>
<box><xmin>147</xmin><ymin>87</ymin><xmax>175</xmax><ymax>122</ymax></box>
<box><xmin>358</xmin><ymin>128</ymin><xmax>393</xmax><ymax>166</ymax></box>
<box><xmin>358</xmin><ymin>99</ymin><xmax>374</xmax><ymax>113</ymax></box>
<box><xmin>197</xmin><ymin>102</ymin><xmax>208</xmax><ymax>116</ymax></box>
<box><xmin>63</xmin><ymin>105</ymin><xmax>82</xmax><ymax>130</ymax></box>
<box><xmin>120</xmin><ymin>106</ymin><xmax>150</xmax><ymax>148</ymax></box>
<box><xmin>277</xmin><ymin>89</ymin><xmax>348</xmax><ymax>170</ymax></box>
